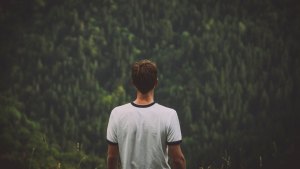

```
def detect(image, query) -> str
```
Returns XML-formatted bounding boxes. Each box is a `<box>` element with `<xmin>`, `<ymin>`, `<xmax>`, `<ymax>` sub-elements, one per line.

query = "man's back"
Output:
<box><xmin>106</xmin><ymin>59</ymin><xmax>185</xmax><ymax>169</ymax></box>
<box><xmin>107</xmin><ymin>102</ymin><xmax>182</xmax><ymax>169</ymax></box>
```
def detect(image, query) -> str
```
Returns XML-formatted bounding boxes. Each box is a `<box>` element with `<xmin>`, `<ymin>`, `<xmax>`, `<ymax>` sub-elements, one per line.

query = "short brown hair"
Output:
<box><xmin>131</xmin><ymin>60</ymin><xmax>157</xmax><ymax>94</ymax></box>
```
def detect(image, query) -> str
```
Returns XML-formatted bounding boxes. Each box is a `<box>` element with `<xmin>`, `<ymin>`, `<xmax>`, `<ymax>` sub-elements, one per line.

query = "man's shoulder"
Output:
<box><xmin>112</xmin><ymin>102</ymin><xmax>132</xmax><ymax>112</ymax></box>
<box><xmin>154</xmin><ymin>103</ymin><xmax>177</xmax><ymax>114</ymax></box>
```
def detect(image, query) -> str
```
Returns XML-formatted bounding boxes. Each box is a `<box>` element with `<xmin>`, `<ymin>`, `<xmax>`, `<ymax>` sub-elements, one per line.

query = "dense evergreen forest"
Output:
<box><xmin>0</xmin><ymin>0</ymin><xmax>299</xmax><ymax>168</ymax></box>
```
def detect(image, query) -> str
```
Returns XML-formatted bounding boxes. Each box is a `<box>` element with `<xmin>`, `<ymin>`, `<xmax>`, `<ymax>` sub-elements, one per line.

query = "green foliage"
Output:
<box><xmin>0</xmin><ymin>0</ymin><xmax>299</xmax><ymax>168</ymax></box>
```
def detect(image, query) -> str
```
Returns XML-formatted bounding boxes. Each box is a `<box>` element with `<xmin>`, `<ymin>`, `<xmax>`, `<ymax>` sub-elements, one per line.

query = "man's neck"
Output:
<box><xmin>134</xmin><ymin>90</ymin><xmax>154</xmax><ymax>105</ymax></box>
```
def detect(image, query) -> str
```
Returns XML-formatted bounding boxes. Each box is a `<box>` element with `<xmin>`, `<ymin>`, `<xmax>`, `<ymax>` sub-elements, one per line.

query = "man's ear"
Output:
<box><xmin>131</xmin><ymin>81</ymin><xmax>136</xmax><ymax>89</ymax></box>
<box><xmin>131</xmin><ymin>80</ymin><xmax>136</xmax><ymax>86</ymax></box>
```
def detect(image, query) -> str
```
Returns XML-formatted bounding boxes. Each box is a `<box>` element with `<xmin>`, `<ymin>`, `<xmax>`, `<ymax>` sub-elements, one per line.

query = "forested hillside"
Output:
<box><xmin>0</xmin><ymin>0</ymin><xmax>299</xmax><ymax>168</ymax></box>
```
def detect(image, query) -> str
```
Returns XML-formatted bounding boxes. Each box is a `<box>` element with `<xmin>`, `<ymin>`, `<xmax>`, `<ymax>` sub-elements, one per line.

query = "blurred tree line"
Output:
<box><xmin>0</xmin><ymin>0</ymin><xmax>299</xmax><ymax>168</ymax></box>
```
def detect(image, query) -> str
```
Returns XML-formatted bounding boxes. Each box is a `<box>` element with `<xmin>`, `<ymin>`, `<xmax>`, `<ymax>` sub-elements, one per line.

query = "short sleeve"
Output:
<box><xmin>106</xmin><ymin>109</ymin><xmax>118</xmax><ymax>144</ymax></box>
<box><xmin>167</xmin><ymin>111</ymin><xmax>182</xmax><ymax>145</ymax></box>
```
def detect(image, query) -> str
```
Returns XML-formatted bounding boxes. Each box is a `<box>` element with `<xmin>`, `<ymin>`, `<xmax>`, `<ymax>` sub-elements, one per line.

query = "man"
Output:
<box><xmin>106</xmin><ymin>59</ymin><xmax>186</xmax><ymax>169</ymax></box>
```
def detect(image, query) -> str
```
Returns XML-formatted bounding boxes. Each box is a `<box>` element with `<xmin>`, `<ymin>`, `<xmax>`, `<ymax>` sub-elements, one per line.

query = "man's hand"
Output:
<box><xmin>168</xmin><ymin>144</ymin><xmax>186</xmax><ymax>169</ymax></box>
<box><xmin>107</xmin><ymin>144</ymin><xmax>119</xmax><ymax>169</ymax></box>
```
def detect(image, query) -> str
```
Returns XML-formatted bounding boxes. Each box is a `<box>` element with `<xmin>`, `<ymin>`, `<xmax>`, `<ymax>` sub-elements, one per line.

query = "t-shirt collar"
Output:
<box><xmin>131</xmin><ymin>102</ymin><xmax>156</xmax><ymax>108</ymax></box>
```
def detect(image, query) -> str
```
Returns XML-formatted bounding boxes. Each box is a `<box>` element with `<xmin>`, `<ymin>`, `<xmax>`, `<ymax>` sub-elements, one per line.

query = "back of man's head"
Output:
<box><xmin>132</xmin><ymin>59</ymin><xmax>157</xmax><ymax>94</ymax></box>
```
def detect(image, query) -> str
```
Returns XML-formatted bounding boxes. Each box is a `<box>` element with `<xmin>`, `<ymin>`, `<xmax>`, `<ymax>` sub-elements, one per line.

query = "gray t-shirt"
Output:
<box><xmin>106</xmin><ymin>102</ymin><xmax>182</xmax><ymax>169</ymax></box>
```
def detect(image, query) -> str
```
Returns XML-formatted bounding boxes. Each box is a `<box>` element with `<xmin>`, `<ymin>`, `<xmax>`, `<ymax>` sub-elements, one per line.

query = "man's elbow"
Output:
<box><xmin>172</xmin><ymin>155</ymin><xmax>186</xmax><ymax>169</ymax></box>
<box><xmin>107</xmin><ymin>155</ymin><xmax>118</xmax><ymax>168</ymax></box>
<box><xmin>107</xmin><ymin>155</ymin><xmax>118</xmax><ymax>162</ymax></box>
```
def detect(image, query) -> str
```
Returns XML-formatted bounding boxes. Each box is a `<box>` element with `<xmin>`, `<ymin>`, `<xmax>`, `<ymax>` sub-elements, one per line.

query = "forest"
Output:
<box><xmin>0</xmin><ymin>0</ymin><xmax>299</xmax><ymax>168</ymax></box>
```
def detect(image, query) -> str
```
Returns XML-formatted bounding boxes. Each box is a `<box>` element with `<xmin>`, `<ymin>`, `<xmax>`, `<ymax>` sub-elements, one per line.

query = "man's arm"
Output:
<box><xmin>107</xmin><ymin>144</ymin><xmax>119</xmax><ymax>169</ymax></box>
<box><xmin>168</xmin><ymin>144</ymin><xmax>186</xmax><ymax>169</ymax></box>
